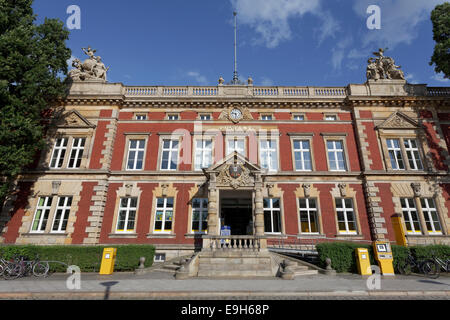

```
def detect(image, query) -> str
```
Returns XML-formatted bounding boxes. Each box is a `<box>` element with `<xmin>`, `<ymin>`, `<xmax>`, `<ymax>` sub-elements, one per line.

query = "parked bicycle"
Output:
<box><xmin>397</xmin><ymin>253</ymin><xmax>431</xmax><ymax>276</ymax></box>
<box><xmin>421</xmin><ymin>253</ymin><xmax>450</xmax><ymax>279</ymax></box>
<box><xmin>1</xmin><ymin>255</ymin><xmax>49</xmax><ymax>280</ymax></box>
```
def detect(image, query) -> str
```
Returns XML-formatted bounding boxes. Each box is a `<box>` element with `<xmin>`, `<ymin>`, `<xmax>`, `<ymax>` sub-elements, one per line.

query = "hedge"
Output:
<box><xmin>0</xmin><ymin>245</ymin><xmax>155</xmax><ymax>272</ymax></box>
<box><xmin>315</xmin><ymin>242</ymin><xmax>445</xmax><ymax>274</ymax></box>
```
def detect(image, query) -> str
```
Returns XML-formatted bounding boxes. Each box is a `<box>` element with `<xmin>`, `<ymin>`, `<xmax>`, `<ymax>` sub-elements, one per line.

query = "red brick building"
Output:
<box><xmin>1</xmin><ymin>75</ymin><xmax>449</xmax><ymax>261</ymax></box>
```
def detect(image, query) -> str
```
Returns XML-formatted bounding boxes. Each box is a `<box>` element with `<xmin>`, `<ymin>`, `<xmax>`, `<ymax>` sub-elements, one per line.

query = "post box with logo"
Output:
<box><xmin>100</xmin><ymin>248</ymin><xmax>117</xmax><ymax>275</ymax></box>
<box><xmin>373</xmin><ymin>241</ymin><xmax>395</xmax><ymax>276</ymax></box>
<box><xmin>355</xmin><ymin>248</ymin><xmax>372</xmax><ymax>276</ymax></box>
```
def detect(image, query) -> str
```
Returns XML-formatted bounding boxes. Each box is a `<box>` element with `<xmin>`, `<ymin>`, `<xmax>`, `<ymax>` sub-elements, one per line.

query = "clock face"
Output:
<box><xmin>230</xmin><ymin>108</ymin><xmax>242</xmax><ymax>120</ymax></box>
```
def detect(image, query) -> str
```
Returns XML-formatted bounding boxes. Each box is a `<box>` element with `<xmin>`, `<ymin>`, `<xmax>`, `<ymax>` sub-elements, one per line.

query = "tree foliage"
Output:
<box><xmin>429</xmin><ymin>2</ymin><xmax>450</xmax><ymax>79</ymax></box>
<box><xmin>0</xmin><ymin>0</ymin><xmax>71</xmax><ymax>204</ymax></box>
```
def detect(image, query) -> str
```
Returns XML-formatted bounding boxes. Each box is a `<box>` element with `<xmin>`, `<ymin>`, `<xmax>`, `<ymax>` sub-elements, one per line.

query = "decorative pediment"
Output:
<box><xmin>204</xmin><ymin>152</ymin><xmax>261</xmax><ymax>189</ymax></box>
<box><xmin>218</xmin><ymin>104</ymin><xmax>254</xmax><ymax>124</ymax></box>
<box><xmin>376</xmin><ymin>111</ymin><xmax>421</xmax><ymax>130</ymax></box>
<box><xmin>57</xmin><ymin>110</ymin><xmax>96</xmax><ymax>128</ymax></box>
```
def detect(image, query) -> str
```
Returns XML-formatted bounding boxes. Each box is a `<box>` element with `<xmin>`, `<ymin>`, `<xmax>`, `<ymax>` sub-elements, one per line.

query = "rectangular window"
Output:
<box><xmin>400</xmin><ymin>198</ymin><xmax>422</xmax><ymax>234</ymax></box>
<box><xmin>335</xmin><ymin>198</ymin><xmax>357</xmax><ymax>234</ymax></box>
<box><xmin>261</xmin><ymin>115</ymin><xmax>273</xmax><ymax>121</ymax></box>
<box><xmin>154</xmin><ymin>198</ymin><xmax>174</xmax><ymax>233</ymax></box>
<box><xmin>259</xmin><ymin>140</ymin><xmax>278</xmax><ymax>171</ymax></box>
<box><xmin>299</xmin><ymin>198</ymin><xmax>319</xmax><ymax>233</ymax></box>
<box><xmin>192</xmin><ymin>198</ymin><xmax>208</xmax><ymax>233</ymax></box>
<box><xmin>226</xmin><ymin>138</ymin><xmax>245</xmax><ymax>156</ymax></box>
<box><xmin>194</xmin><ymin>139</ymin><xmax>213</xmax><ymax>170</ymax></box>
<box><xmin>293</xmin><ymin>114</ymin><xmax>304</xmax><ymax>121</ymax></box>
<box><xmin>51</xmin><ymin>197</ymin><xmax>72</xmax><ymax>233</ymax></box>
<box><xmin>387</xmin><ymin>139</ymin><xmax>405</xmax><ymax>170</ymax></box>
<box><xmin>327</xmin><ymin>140</ymin><xmax>347</xmax><ymax>171</ymax></box>
<box><xmin>264</xmin><ymin>198</ymin><xmax>281</xmax><ymax>233</ymax></box>
<box><xmin>200</xmin><ymin>114</ymin><xmax>211</xmax><ymax>121</ymax></box>
<box><xmin>50</xmin><ymin>138</ymin><xmax>68</xmax><ymax>169</ymax></box>
<box><xmin>126</xmin><ymin>139</ymin><xmax>145</xmax><ymax>170</ymax></box>
<box><xmin>161</xmin><ymin>139</ymin><xmax>179</xmax><ymax>170</ymax></box>
<box><xmin>31</xmin><ymin>197</ymin><xmax>53</xmax><ymax>233</ymax></box>
<box><xmin>67</xmin><ymin>138</ymin><xmax>86</xmax><ymax>169</ymax></box>
<box><xmin>293</xmin><ymin>140</ymin><xmax>312</xmax><ymax>171</ymax></box>
<box><xmin>403</xmin><ymin>139</ymin><xmax>423</xmax><ymax>170</ymax></box>
<box><xmin>421</xmin><ymin>198</ymin><xmax>442</xmax><ymax>234</ymax></box>
<box><xmin>325</xmin><ymin>115</ymin><xmax>337</xmax><ymax>121</ymax></box>
<box><xmin>116</xmin><ymin>197</ymin><xmax>137</xmax><ymax>233</ymax></box>
<box><xmin>168</xmin><ymin>114</ymin><xmax>179</xmax><ymax>120</ymax></box>
<box><xmin>136</xmin><ymin>114</ymin><xmax>147</xmax><ymax>120</ymax></box>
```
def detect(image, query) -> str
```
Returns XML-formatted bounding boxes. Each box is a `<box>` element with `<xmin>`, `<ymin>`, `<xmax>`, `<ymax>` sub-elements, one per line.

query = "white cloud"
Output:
<box><xmin>186</xmin><ymin>71</ymin><xmax>208</xmax><ymax>85</ymax></box>
<box><xmin>260</xmin><ymin>76</ymin><xmax>274</xmax><ymax>86</ymax></box>
<box><xmin>331</xmin><ymin>37</ymin><xmax>353</xmax><ymax>70</ymax></box>
<box><xmin>353</xmin><ymin>0</ymin><xmax>447</xmax><ymax>49</ymax></box>
<box><xmin>405</xmin><ymin>73</ymin><xmax>420</xmax><ymax>84</ymax></box>
<box><xmin>231</xmin><ymin>0</ymin><xmax>332</xmax><ymax>48</ymax></box>
<box><xmin>67</xmin><ymin>55</ymin><xmax>78</xmax><ymax>68</ymax></box>
<box><xmin>431</xmin><ymin>73</ymin><xmax>450</xmax><ymax>83</ymax></box>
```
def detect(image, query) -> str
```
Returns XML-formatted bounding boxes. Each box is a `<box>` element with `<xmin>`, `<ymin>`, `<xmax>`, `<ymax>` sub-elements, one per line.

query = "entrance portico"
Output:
<box><xmin>202</xmin><ymin>152</ymin><xmax>267</xmax><ymax>250</ymax></box>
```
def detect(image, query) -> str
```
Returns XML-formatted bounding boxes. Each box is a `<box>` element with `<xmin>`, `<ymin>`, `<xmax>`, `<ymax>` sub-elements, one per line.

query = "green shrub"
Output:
<box><xmin>0</xmin><ymin>245</ymin><xmax>155</xmax><ymax>272</ymax></box>
<box><xmin>410</xmin><ymin>244</ymin><xmax>450</xmax><ymax>261</ymax></box>
<box><xmin>391</xmin><ymin>245</ymin><xmax>410</xmax><ymax>273</ymax></box>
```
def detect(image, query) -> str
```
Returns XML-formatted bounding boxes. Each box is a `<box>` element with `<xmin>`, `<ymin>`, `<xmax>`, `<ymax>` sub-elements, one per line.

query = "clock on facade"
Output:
<box><xmin>230</xmin><ymin>108</ymin><xmax>242</xmax><ymax>121</ymax></box>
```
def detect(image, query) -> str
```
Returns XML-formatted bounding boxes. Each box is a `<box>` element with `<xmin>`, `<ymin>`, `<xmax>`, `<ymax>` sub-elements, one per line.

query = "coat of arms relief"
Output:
<box><xmin>217</xmin><ymin>163</ymin><xmax>254</xmax><ymax>189</ymax></box>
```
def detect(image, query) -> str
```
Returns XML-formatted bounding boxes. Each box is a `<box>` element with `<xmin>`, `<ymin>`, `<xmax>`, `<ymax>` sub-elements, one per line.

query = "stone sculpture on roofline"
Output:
<box><xmin>366</xmin><ymin>48</ymin><xmax>405</xmax><ymax>81</ymax></box>
<box><xmin>68</xmin><ymin>46</ymin><xmax>110</xmax><ymax>82</ymax></box>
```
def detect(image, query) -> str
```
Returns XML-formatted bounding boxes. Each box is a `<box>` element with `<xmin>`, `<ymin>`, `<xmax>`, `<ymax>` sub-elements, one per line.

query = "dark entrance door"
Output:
<box><xmin>220</xmin><ymin>197</ymin><xmax>253</xmax><ymax>236</ymax></box>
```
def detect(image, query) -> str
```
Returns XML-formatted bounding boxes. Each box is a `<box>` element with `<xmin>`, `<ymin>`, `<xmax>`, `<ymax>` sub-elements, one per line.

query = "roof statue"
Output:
<box><xmin>366</xmin><ymin>48</ymin><xmax>405</xmax><ymax>81</ymax></box>
<box><xmin>68</xmin><ymin>46</ymin><xmax>110</xmax><ymax>82</ymax></box>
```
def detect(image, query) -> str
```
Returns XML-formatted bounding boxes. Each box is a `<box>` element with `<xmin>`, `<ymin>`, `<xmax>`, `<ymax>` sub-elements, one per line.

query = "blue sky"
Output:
<box><xmin>33</xmin><ymin>0</ymin><xmax>449</xmax><ymax>87</ymax></box>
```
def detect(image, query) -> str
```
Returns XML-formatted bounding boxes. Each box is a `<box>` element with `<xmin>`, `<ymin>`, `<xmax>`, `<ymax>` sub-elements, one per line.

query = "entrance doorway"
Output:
<box><xmin>220</xmin><ymin>190</ymin><xmax>253</xmax><ymax>236</ymax></box>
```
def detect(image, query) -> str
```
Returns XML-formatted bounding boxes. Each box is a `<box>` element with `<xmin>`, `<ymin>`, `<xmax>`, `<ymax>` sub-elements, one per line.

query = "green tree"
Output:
<box><xmin>0</xmin><ymin>0</ymin><xmax>71</xmax><ymax>206</ymax></box>
<box><xmin>429</xmin><ymin>2</ymin><xmax>450</xmax><ymax>79</ymax></box>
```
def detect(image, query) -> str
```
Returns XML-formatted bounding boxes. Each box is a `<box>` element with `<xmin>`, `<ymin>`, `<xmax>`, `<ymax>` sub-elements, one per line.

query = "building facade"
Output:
<box><xmin>1</xmin><ymin>53</ymin><xmax>450</xmax><ymax>261</ymax></box>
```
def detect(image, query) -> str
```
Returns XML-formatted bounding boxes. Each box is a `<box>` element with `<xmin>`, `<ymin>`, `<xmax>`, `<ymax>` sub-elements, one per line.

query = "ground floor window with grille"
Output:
<box><xmin>264</xmin><ymin>198</ymin><xmax>281</xmax><ymax>233</ymax></box>
<box><xmin>154</xmin><ymin>197</ymin><xmax>174</xmax><ymax>233</ymax></box>
<box><xmin>116</xmin><ymin>197</ymin><xmax>137</xmax><ymax>233</ymax></box>
<box><xmin>400</xmin><ymin>198</ymin><xmax>422</xmax><ymax>234</ymax></box>
<box><xmin>336</xmin><ymin>198</ymin><xmax>357</xmax><ymax>234</ymax></box>
<box><xmin>192</xmin><ymin>198</ymin><xmax>208</xmax><ymax>233</ymax></box>
<box><xmin>299</xmin><ymin>198</ymin><xmax>319</xmax><ymax>233</ymax></box>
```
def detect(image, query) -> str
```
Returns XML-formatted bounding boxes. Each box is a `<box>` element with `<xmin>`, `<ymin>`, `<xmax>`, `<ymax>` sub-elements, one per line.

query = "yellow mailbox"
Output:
<box><xmin>355</xmin><ymin>248</ymin><xmax>372</xmax><ymax>276</ymax></box>
<box><xmin>373</xmin><ymin>241</ymin><xmax>395</xmax><ymax>276</ymax></box>
<box><xmin>100</xmin><ymin>248</ymin><xmax>117</xmax><ymax>275</ymax></box>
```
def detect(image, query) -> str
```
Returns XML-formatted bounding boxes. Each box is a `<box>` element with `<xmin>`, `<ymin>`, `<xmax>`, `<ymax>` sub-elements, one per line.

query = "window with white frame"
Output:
<box><xmin>67</xmin><ymin>138</ymin><xmax>86</xmax><ymax>169</ymax></box>
<box><xmin>154</xmin><ymin>198</ymin><xmax>174</xmax><ymax>233</ymax></box>
<box><xmin>259</xmin><ymin>140</ymin><xmax>278</xmax><ymax>171</ymax></box>
<box><xmin>31</xmin><ymin>197</ymin><xmax>53</xmax><ymax>233</ymax></box>
<box><xmin>50</xmin><ymin>138</ymin><xmax>68</xmax><ymax>169</ymax></box>
<box><xmin>386</xmin><ymin>139</ymin><xmax>405</xmax><ymax>170</ymax></box>
<box><xmin>160</xmin><ymin>139</ymin><xmax>179</xmax><ymax>170</ymax></box>
<box><xmin>126</xmin><ymin>139</ymin><xmax>145</xmax><ymax>170</ymax></box>
<box><xmin>293</xmin><ymin>140</ymin><xmax>312</xmax><ymax>171</ymax></box>
<box><xmin>261</xmin><ymin>114</ymin><xmax>273</xmax><ymax>121</ymax></box>
<box><xmin>135</xmin><ymin>114</ymin><xmax>147</xmax><ymax>120</ymax></box>
<box><xmin>335</xmin><ymin>198</ymin><xmax>357</xmax><ymax>234</ymax></box>
<box><xmin>194</xmin><ymin>139</ymin><xmax>213</xmax><ymax>170</ymax></box>
<box><xmin>421</xmin><ymin>198</ymin><xmax>442</xmax><ymax>234</ymax></box>
<box><xmin>403</xmin><ymin>139</ymin><xmax>423</xmax><ymax>170</ymax></box>
<box><xmin>192</xmin><ymin>198</ymin><xmax>208</xmax><ymax>233</ymax></box>
<box><xmin>400</xmin><ymin>198</ymin><xmax>422</xmax><ymax>234</ymax></box>
<box><xmin>325</xmin><ymin>115</ymin><xmax>337</xmax><ymax>121</ymax></box>
<box><xmin>293</xmin><ymin>114</ymin><xmax>305</xmax><ymax>121</ymax></box>
<box><xmin>264</xmin><ymin>198</ymin><xmax>281</xmax><ymax>233</ymax></box>
<box><xmin>199</xmin><ymin>114</ymin><xmax>211</xmax><ymax>121</ymax></box>
<box><xmin>51</xmin><ymin>196</ymin><xmax>73</xmax><ymax>233</ymax></box>
<box><xmin>326</xmin><ymin>140</ymin><xmax>347</xmax><ymax>171</ymax></box>
<box><xmin>116</xmin><ymin>197</ymin><xmax>137</xmax><ymax>233</ymax></box>
<box><xmin>167</xmin><ymin>114</ymin><xmax>179</xmax><ymax>121</ymax></box>
<box><xmin>226</xmin><ymin>138</ymin><xmax>245</xmax><ymax>156</ymax></box>
<box><xmin>299</xmin><ymin>198</ymin><xmax>319</xmax><ymax>233</ymax></box>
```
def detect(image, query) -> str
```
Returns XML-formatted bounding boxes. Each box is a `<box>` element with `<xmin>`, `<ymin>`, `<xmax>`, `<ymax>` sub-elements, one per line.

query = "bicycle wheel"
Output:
<box><xmin>33</xmin><ymin>262</ymin><xmax>49</xmax><ymax>277</ymax></box>
<box><xmin>398</xmin><ymin>262</ymin><xmax>412</xmax><ymax>275</ymax></box>
<box><xmin>422</xmin><ymin>259</ymin><xmax>440</xmax><ymax>279</ymax></box>
<box><xmin>3</xmin><ymin>263</ymin><xmax>23</xmax><ymax>280</ymax></box>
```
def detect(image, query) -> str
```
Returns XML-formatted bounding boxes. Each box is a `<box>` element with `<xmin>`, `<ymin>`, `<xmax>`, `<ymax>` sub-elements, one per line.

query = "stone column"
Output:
<box><xmin>254</xmin><ymin>174</ymin><xmax>266</xmax><ymax>249</ymax></box>
<box><xmin>207</xmin><ymin>174</ymin><xmax>219</xmax><ymax>236</ymax></box>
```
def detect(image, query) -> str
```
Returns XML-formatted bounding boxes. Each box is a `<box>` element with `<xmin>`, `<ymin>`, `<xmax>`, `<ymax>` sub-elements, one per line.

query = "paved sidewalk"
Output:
<box><xmin>0</xmin><ymin>271</ymin><xmax>449</xmax><ymax>299</ymax></box>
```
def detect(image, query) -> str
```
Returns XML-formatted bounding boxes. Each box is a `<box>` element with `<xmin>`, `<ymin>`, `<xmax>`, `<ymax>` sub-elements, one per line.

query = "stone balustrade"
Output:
<box><xmin>427</xmin><ymin>87</ymin><xmax>450</xmax><ymax>96</ymax></box>
<box><xmin>206</xmin><ymin>235</ymin><xmax>262</xmax><ymax>252</ymax></box>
